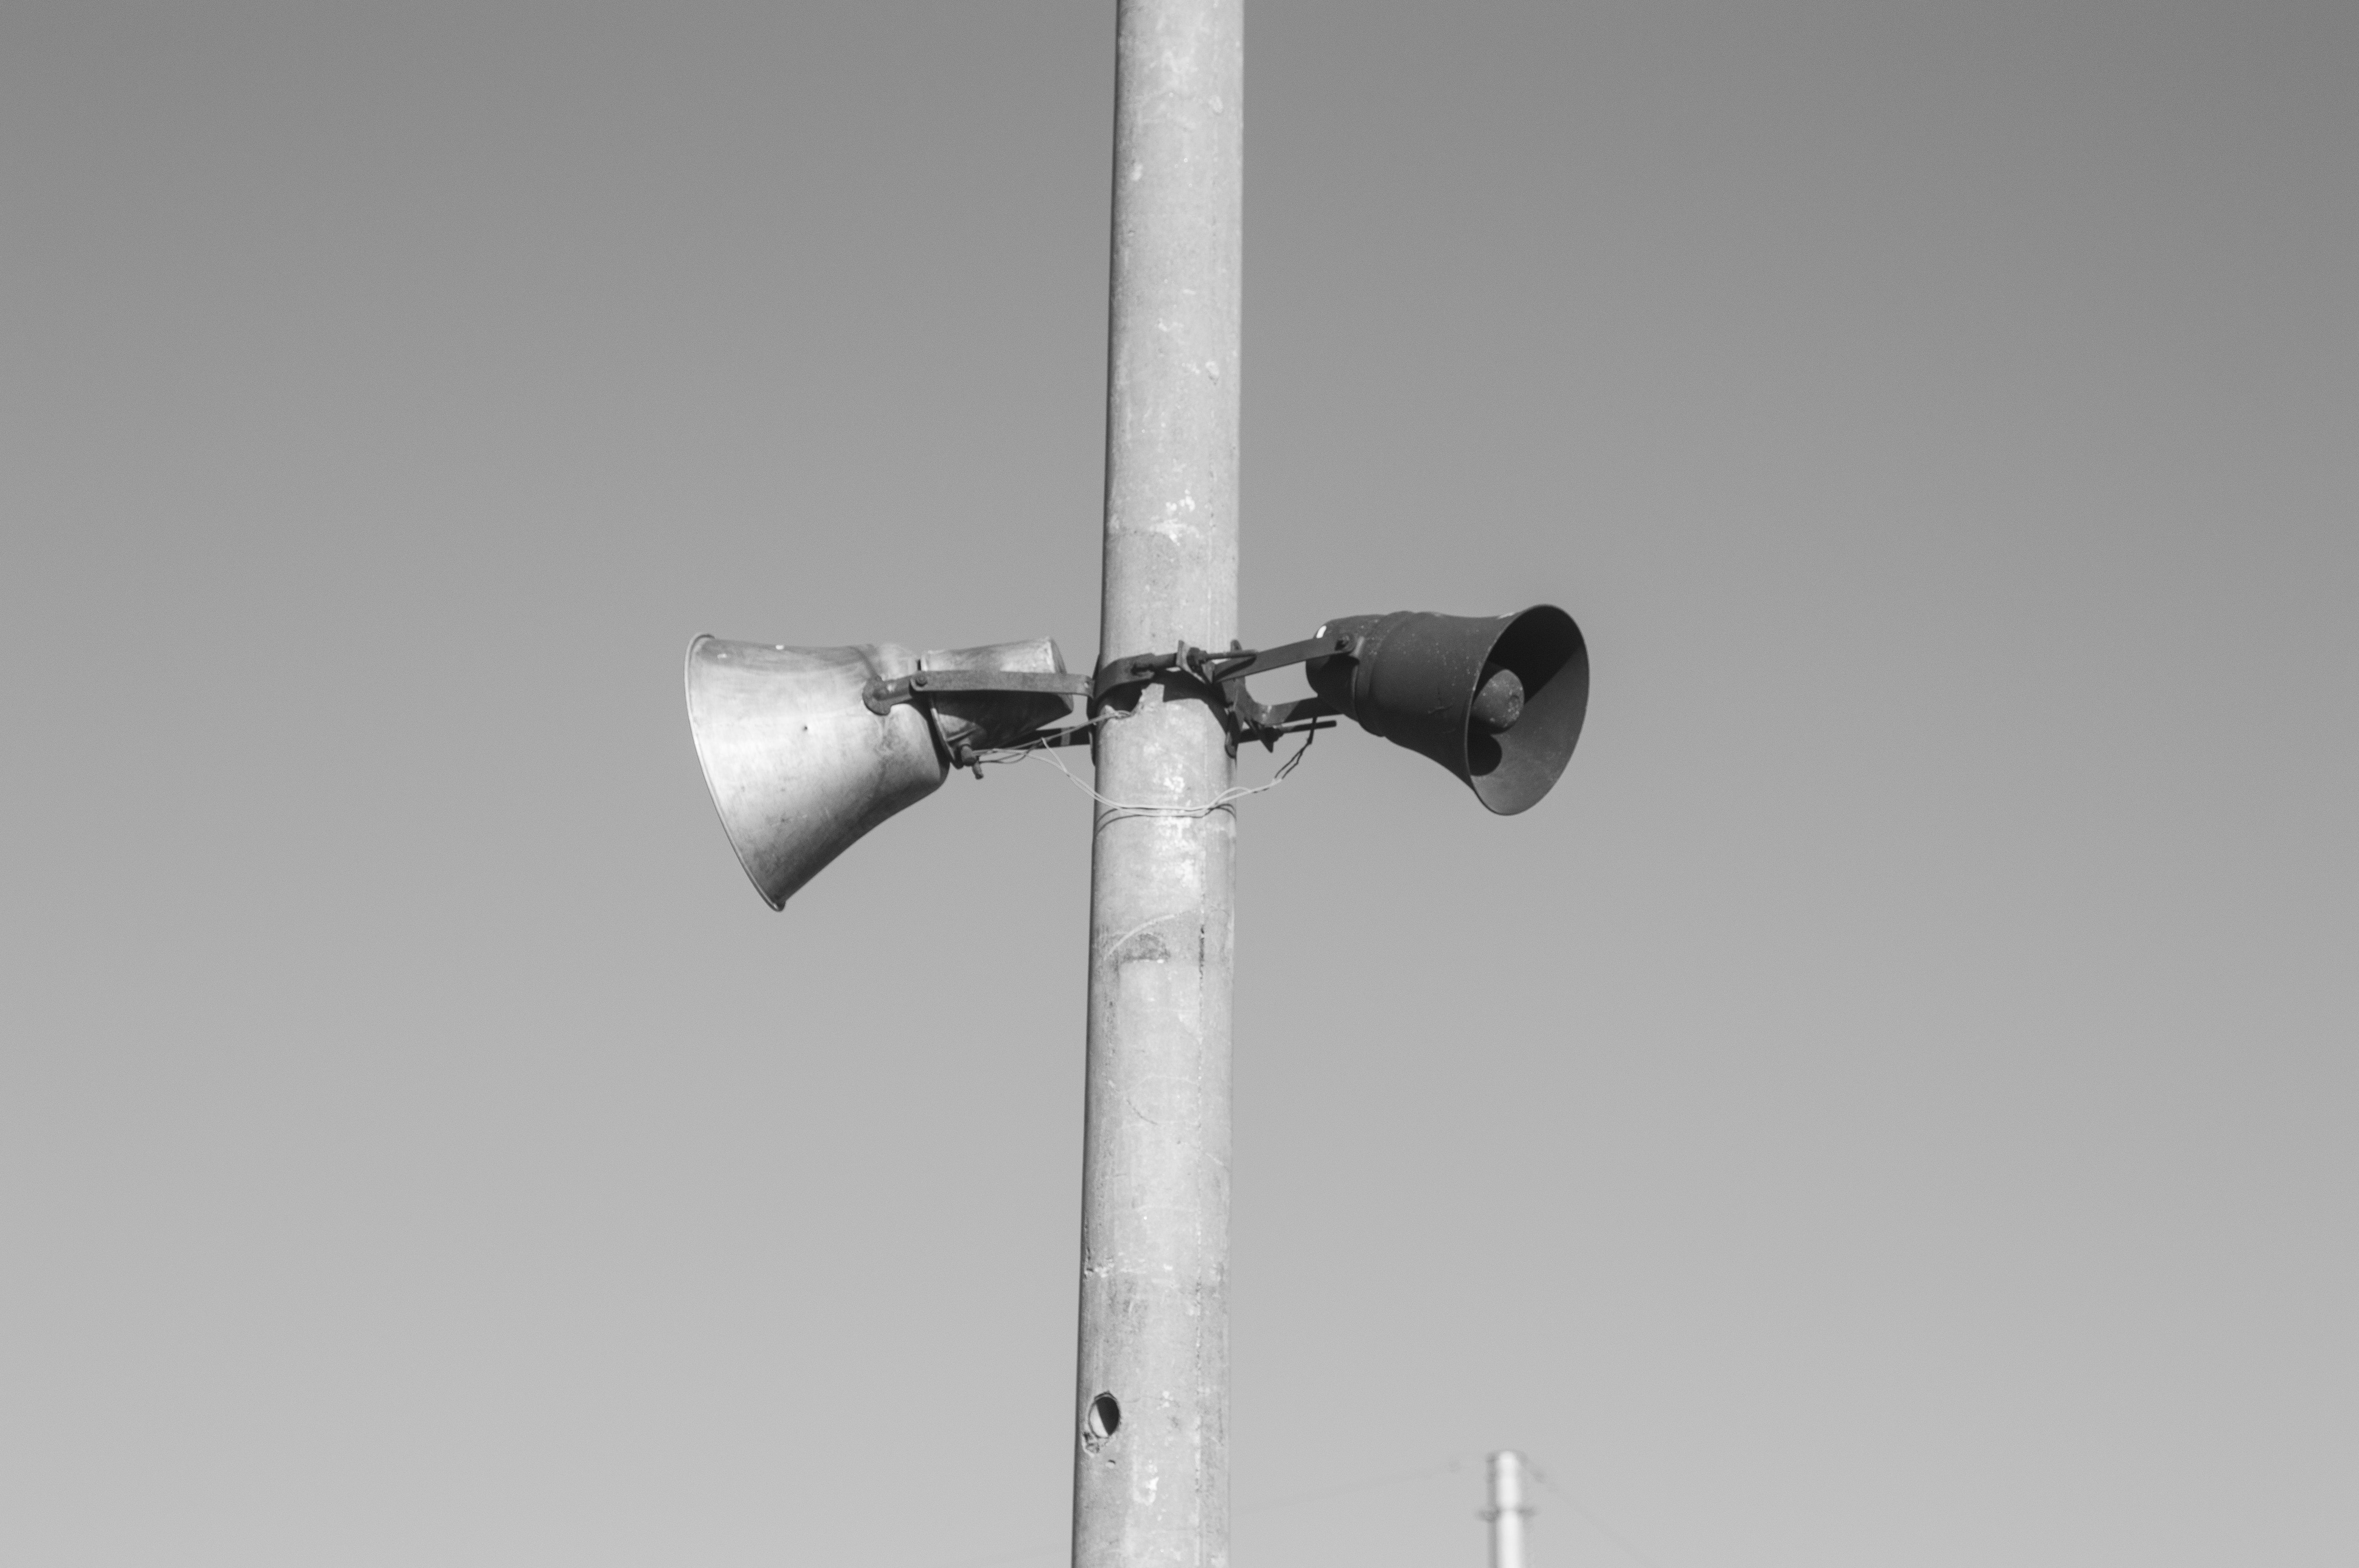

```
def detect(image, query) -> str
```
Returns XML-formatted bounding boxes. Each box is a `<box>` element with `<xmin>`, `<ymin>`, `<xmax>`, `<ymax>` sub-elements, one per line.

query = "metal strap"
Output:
<box><xmin>865</xmin><ymin>669</ymin><xmax>1092</xmax><ymax>713</ymax></box>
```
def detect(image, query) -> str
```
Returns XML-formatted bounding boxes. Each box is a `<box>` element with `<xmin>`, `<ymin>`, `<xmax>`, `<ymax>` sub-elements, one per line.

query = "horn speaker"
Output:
<box><xmin>1305</xmin><ymin>605</ymin><xmax>1588</xmax><ymax>813</ymax></box>
<box><xmin>685</xmin><ymin>634</ymin><xmax>1069</xmax><ymax>908</ymax></box>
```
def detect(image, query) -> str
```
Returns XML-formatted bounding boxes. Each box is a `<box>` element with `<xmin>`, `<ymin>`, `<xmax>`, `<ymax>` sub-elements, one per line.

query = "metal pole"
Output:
<box><xmin>1486</xmin><ymin>1451</ymin><xmax>1532</xmax><ymax>1568</ymax></box>
<box><xmin>1071</xmin><ymin>2</ymin><xmax>1242</xmax><ymax>1566</ymax></box>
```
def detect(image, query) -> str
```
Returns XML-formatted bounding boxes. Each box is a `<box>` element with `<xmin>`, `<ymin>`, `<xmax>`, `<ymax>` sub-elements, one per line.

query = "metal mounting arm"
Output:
<box><xmin>1092</xmin><ymin>633</ymin><xmax>1362</xmax><ymax>752</ymax></box>
<box><xmin>1189</xmin><ymin>632</ymin><xmax>1362</xmax><ymax>684</ymax></box>
<box><xmin>863</xmin><ymin>668</ymin><xmax>1094</xmax><ymax>715</ymax></box>
<box><xmin>1092</xmin><ymin>631</ymin><xmax>1362</xmax><ymax>701</ymax></box>
<box><xmin>854</xmin><ymin>635</ymin><xmax>1356</xmax><ymax>764</ymax></box>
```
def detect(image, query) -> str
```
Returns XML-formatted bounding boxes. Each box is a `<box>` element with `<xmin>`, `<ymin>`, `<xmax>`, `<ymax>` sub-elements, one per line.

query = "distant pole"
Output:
<box><xmin>1070</xmin><ymin>2</ymin><xmax>1243</xmax><ymax>1566</ymax></box>
<box><xmin>1485</xmin><ymin>1451</ymin><xmax>1532</xmax><ymax>1568</ymax></box>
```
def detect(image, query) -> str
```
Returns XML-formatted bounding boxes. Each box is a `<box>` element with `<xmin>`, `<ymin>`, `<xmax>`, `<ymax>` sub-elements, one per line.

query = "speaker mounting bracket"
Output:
<box><xmin>862</xmin><ymin>668</ymin><xmax>1093</xmax><ymax>715</ymax></box>
<box><xmin>864</xmin><ymin>634</ymin><xmax>1362</xmax><ymax>765</ymax></box>
<box><xmin>1091</xmin><ymin>635</ymin><xmax>1358</xmax><ymax>755</ymax></box>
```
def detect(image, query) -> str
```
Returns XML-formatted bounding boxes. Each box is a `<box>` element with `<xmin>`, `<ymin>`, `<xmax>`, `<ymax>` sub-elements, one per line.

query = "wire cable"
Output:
<box><xmin>982</xmin><ymin>719</ymin><xmax>1319</xmax><ymax>823</ymax></box>
<box><xmin>1524</xmin><ymin>1459</ymin><xmax>1668</xmax><ymax>1568</ymax></box>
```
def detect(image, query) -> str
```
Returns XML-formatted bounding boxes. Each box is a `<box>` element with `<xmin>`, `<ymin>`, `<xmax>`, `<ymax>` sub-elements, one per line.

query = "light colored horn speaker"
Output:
<box><xmin>684</xmin><ymin>634</ymin><xmax>1074</xmax><ymax>909</ymax></box>
<box><xmin>684</xmin><ymin>637</ymin><xmax>944</xmax><ymax>909</ymax></box>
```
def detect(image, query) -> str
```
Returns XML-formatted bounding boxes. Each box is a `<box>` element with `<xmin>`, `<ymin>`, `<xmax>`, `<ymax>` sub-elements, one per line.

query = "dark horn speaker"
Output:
<box><xmin>1305</xmin><ymin>605</ymin><xmax>1588</xmax><ymax>814</ymax></box>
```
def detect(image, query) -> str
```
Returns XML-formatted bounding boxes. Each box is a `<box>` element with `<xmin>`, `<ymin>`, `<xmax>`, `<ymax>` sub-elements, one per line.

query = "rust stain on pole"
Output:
<box><xmin>1072</xmin><ymin>3</ymin><xmax>1241</xmax><ymax>1566</ymax></box>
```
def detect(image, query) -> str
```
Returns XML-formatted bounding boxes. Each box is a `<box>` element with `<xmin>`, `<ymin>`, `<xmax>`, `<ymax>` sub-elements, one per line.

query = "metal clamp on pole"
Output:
<box><xmin>1092</xmin><ymin>635</ymin><xmax>1357</xmax><ymax>752</ymax></box>
<box><xmin>1089</xmin><ymin>649</ymin><xmax>1185</xmax><ymax>706</ymax></box>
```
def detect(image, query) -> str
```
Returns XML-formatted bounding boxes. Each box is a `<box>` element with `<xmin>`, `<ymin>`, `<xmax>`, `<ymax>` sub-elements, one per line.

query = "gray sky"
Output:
<box><xmin>4</xmin><ymin>2</ymin><xmax>2351</xmax><ymax>1564</ymax></box>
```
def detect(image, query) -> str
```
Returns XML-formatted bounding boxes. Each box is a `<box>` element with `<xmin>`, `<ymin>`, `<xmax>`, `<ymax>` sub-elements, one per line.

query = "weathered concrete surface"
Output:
<box><xmin>1072</xmin><ymin>4</ymin><xmax>1242</xmax><ymax>1566</ymax></box>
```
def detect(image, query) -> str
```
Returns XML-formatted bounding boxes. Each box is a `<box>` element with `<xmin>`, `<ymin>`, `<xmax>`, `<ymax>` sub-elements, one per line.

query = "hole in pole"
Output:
<box><xmin>1084</xmin><ymin>1393</ymin><xmax>1121</xmax><ymax>1448</ymax></box>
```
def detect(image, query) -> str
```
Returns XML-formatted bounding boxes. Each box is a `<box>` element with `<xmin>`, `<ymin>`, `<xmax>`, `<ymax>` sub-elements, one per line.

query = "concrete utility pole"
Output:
<box><xmin>1485</xmin><ymin>1451</ymin><xmax>1533</xmax><ymax>1568</ymax></box>
<box><xmin>1071</xmin><ymin>2</ymin><xmax>1242</xmax><ymax>1566</ymax></box>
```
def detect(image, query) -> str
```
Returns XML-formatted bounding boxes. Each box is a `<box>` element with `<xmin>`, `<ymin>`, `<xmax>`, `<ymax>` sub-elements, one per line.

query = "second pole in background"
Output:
<box><xmin>1486</xmin><ymin>1451</ymin><xmax>1534</xmax><ymax>1568</ymax></box>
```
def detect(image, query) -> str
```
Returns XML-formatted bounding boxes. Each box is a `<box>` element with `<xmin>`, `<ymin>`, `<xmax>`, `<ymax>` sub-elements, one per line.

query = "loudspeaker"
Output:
<box><xmin>1304</xmin><ymin>605</ymin><xmax>1588</xmax><ymax>814</ymax></box>
<box><xmin>685</xmin><ymin>635</ymin><xmax>1069</xmax><ymax>907</ymax></box>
